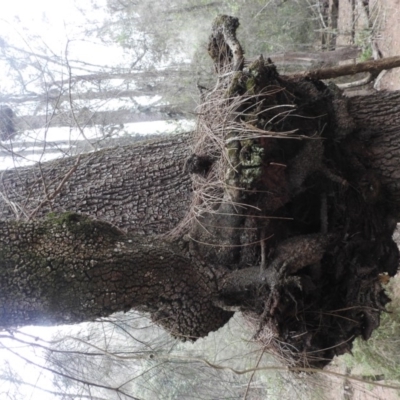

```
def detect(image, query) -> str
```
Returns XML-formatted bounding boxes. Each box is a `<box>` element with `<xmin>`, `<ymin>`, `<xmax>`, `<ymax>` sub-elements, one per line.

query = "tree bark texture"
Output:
<box><xmin>0</xmin><ymin>213</ymin><xmax>231</xmax><ymax>337</ymax></box>
<box><xmin>3</xmin><ymin>94</ymin><xmax>400</xmax><ymax>228</ymax></box>
<box><xmin>0</xmin><ymin>134</ymin><xmax>192</xmax><ymax>235</ymax></box>
<box><xmin>349</xmin><ymin>91</ymin><xmax>400</xmax><ymax>213</ymax></box>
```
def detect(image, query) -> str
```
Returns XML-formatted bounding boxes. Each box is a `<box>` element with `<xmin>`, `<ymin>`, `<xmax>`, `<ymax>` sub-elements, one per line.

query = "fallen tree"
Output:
<box><xmin>1</xmin><ymin>15</ymin><xmax>400</xmax><ymax>369</ymax></box>
<box><xmin>185</xmin><ymin>15</ymin><xmax>400</xmax><ymax>367</ymax></box>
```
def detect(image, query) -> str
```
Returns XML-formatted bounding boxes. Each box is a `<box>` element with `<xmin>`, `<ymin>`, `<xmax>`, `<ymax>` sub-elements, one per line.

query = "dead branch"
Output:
<box><xmin>293</xmin><ymin>56</ymin><xmax>400</xmax><ymax>80</ymax></box>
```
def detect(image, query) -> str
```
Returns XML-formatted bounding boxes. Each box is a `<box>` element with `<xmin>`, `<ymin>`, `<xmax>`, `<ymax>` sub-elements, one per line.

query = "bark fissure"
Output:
<box><xmin>0</xmin><ymin>213</ymin><xmax>231</xmax><ymax>338</ymax></box>
<box><xmin>349</xmin><ymin>91</ymin><xmax>400</xmax><ymax>214</ymax></box>
<box><xmin>0</xmin><ymin>134</ymin><xmax>193</xmax><ymax>235</ymax></box>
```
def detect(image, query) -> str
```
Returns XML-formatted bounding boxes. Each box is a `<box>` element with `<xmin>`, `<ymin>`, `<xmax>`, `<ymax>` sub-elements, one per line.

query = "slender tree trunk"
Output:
<box><xmin>51</xmin><ymin>68</ymin><xmax>191</xmax><ymax>86</ymax></box>
<box><xmin>294</xmin><ymin>56</ymin><xmax>400</xmax><ymax>80</ymax></box>
<box><xmin>166</xmin><ymin>2</ymin><xmax>222</xmax><ymax>14</ymax></box>
<box><xmin>0</xmin><ymin>70</ymin><xmax>192</xmax><ymax>105</ymax></box>
<box><xmin>1</xmin><ymin>89</ymin><xmax>160</xmax><ymax>105</ymax></box>
<box><xmin>263</xmin><ymin>47</ymin><xmax>360</xmax><ymax>67</ymax></box>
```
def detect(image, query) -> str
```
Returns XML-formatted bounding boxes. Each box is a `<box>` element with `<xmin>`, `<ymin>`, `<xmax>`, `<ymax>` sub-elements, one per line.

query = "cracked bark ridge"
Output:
<box><xmin>0</xmin><ymin>213</ymin><xmax>232</xmax><ymax>339</ymax></box>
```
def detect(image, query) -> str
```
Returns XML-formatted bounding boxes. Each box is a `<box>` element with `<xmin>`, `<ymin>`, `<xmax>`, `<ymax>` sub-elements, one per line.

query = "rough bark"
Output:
<box><xmin>0</xmin><ymin>133</ymin><xmax>192</xmax><ymax>235</ymax></box>
<box><xmin>0</xmin><ymin>213</ymin><xmax>231</xmax><ymax>338</ymax></box>
<box><xmin>349</xmin><ymin>91</ymin><xmax>400</xmax><ymax>215</ymax></box>
<box><xmin>3</xmin><ymin>94</ymin><xmax>400</xmax><ymax>231</ymax></box>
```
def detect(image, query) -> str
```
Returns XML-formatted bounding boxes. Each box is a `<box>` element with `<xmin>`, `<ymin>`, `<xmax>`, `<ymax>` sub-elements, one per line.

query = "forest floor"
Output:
<box><xmin>320</xmin><ymin>1</ymin><xmax>400</xmax><ymax>399</ymax></box>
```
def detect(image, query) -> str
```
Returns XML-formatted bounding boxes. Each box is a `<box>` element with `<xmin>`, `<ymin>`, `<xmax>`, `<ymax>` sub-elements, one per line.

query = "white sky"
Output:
<box><xmin>0</xmin><ymin>0</ymin><xmax>195</xmax><ymax>171</ymax></box>
<box><xmin>2</xmin><ymin>0</ymin><xmax>108</xmax><ymax>53</ymax></box>
<box><xmin>0</xmin><ymin>0</ymin><xmax>126</xmax><ymax>84</ymax></box>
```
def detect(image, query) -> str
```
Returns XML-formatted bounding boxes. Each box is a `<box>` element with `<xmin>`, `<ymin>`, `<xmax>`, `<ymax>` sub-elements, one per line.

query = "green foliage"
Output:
<box><xmin>232</xmin><ymin>0</ymin><xmax>319</xmax><ymax>55</ymax></box>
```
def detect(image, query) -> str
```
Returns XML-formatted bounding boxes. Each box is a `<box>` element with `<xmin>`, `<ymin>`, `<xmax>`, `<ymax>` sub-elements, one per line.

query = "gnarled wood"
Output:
<box><xmin>0</xmin><ymin>213</ymin><xmax>231</xmax><ymax>338</ymax></box>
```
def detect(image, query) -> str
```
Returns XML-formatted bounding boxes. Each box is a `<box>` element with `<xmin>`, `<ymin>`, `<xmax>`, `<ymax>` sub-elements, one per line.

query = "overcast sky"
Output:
<box><xmin>0</xmin><ymin>0</ymin><xmax>194</xmax><ymax>171</ymax></box>
<box><xmin>1</xmin><ymin>0</ymin><xmax>127</xmax><ymax>70</ymax></box>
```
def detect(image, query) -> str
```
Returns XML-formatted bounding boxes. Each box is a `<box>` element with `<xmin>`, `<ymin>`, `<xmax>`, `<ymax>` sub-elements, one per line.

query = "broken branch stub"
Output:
<box><xmin>208</xmin><ymin>15</ymin><xmax>244</xmax><ymax>73</ymax></box>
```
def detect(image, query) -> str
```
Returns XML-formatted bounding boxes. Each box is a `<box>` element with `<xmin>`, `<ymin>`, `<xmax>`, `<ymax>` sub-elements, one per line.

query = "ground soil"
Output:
<box><xmin>324</xmin><ymin>1</ymin><xmax>400</xmax><ymax>399</ymax></box>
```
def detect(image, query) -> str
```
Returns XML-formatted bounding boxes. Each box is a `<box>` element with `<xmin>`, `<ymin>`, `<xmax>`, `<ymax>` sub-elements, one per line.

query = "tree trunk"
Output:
<box><xmin>0</xmin><ymin>69</ymin><xmax>192</xmax><ymax>105</ymax></box>
<box><xmin>0</xmin><ymin>133</ymin><xmax>192</xmax><ymax>235</ymax></box>
<box><xmin>0</xmin><ymin>213</ymin><xmax>231</xmax><ymax>337</ymax></box>
<box><xmin>348</xmin><ymin>90</ymin><xmax>400</xmax><ymax>215</ymax></box>
<box><xmin>51</xmin><ymin>68</ymin><xmax>191</xmax><ymax>86</ymax></box>
<box><xmin>2</xmin><ymin>88</ymin><xmax>163</xmax><ymax>105</ymax></box>
<box><xmin>294</xmin><ymin>56</ymin><xmax>400</xmax><ymax>80</ymax></box>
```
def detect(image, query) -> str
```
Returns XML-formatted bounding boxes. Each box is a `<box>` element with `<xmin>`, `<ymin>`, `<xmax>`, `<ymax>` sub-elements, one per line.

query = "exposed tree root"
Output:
<box><xmin>187</xmin><ymin>15</ymin><xmax>399</xmax><ymax>368</ymax></box>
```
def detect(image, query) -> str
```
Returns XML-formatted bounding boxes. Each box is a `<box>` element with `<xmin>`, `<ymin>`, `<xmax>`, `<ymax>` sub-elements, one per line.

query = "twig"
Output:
<box><xmin>243</xmin><ymin>347</ymin><xmax>265</xmax><ymax>400</ymax></box>
<box><xmin>38</xmin><ymin>162</ymin><xmax>54</xmax><ymax>212</ymax></box>
<box><xmin>260</xmin><ymin>229</ymin><xmax>266</xmax><ymax>272</ymax></box>
<box><xmin>64</xmin><ymin>41</ymin><xmax>95</xmax><ymax>150</ymax></box>
<box><xmin>28</xmin><ymin>155</ymin><xmax>81</xmax><ymax>220</ymax></box>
